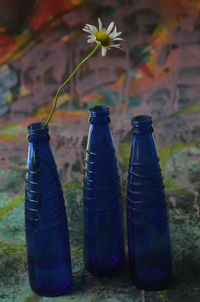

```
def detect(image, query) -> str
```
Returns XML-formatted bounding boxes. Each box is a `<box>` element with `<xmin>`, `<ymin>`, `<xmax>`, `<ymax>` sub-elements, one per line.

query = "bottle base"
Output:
<box><xmin>131</xmin><ymin>268</ymin><xmax>171</xmax><ymax>291</ymax></box>
<box><xmin>87</xmin><ymin>267</ymin><xmax>124</xmax><ymax>277</ymax></box>
<box><xmin>86</xmin><ymin>255</ymin><xmax>125</xmax><ymax>277</ymax></box>
<box><xmin>31</xmin><ymin>281</ymin><xmax>72</xmax><ymax>297</ymax></box>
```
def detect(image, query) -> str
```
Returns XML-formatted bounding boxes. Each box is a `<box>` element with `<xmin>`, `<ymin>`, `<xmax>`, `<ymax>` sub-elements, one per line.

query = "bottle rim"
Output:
<box><xmin>90</xmin><ymin>105</ymin><xmax>109</xmax><ymax>114</ymax></box>
<box><xmin>89</xmin><ymin>106</ymin><xmax>110</xmax><ymax>124</ymax></box>
<box><xmin>28</xmin><ymin>122</ymin><xmax>48</xmax><ymax>131</ymax></box>
<box><xmin>131</xmin><ymin>115</ymin><xmax>152</xmax><ymax>125</ymax></box>
<box><xmin>27</xmin><ymin>122</ymin><xmax>49</xmax><ymax>142</ymax></box>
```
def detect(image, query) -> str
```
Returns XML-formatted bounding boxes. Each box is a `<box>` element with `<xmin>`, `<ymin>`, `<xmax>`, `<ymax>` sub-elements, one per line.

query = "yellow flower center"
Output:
<box><xmin>95</xmin><ymin>31</ymin><xmax>111</xmax><ymax>47</ymax></box>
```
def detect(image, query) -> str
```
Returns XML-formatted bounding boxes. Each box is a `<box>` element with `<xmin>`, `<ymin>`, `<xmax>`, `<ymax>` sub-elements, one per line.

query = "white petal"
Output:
<box><xmin>88</xmin><ymin>36</ymin><xmax>96</xmax><ymax>40</ymax></box>
<box><xmin>110</xmin><ymin>26</ymin><xmax>122</xmax><ymax>39</ymax></box>
<box><xmin>114</xmin><ymin>31</ymin><xmax>122</xmax><ymax>37</ymax></box>
<box><xmin>109</xmin><ymin>26</ymin><xmax>116</xmax><ymax>37</ymax></box>
<box><xmin>87</xmin><ymin>37</ymin><xmax>96</xmax><ymax>43</ymax></box>
<box><xmin>82</xmin><ymin>28</ymin><xmax>93</xmax><ymax>34</ymax></box>
<box><xmin>98</xmin><ymin>18</ymin><xmax>102</xmax><ymax>31</ymax></box>
<box><xmin>110</xmin><ymin>43</ymin><xmax>120</xmax><ymax>47</ymax></box>
<box><xmin>110</xmin><ymin>31</ymin><xmax>122</xmax><ymax>39</ymax></box>
<box><xmin>113</xmin><ymin>37</ymin><xmax>123</xmax><ymax>41</ymax></box>
<box><xmin>87</xmin><ymin>34</ymin><xmax>94</xmax><ymax>38</ymax></box>
<box><xmin>101</xmin><ymin>47</ymin><xmax>107</xmax><ymax>57</ymax></box>
<box><xmin>85</xmin><ymin>24</ymin><xmax>98</xmax><ymax>33</ymax></box>
<box><xmin>84</xmin><ymin>25</ymin><xmax>94</xmax><ymax>30</ymax></box>
<box><xmin>106</xmin><ymin>21</ymin><xmax>114</xmax><ymax>35</ymax></box>
<box><xmin>110</xmin><ymin>44</ymin><xmax>122</xmax><ymax>49</ymax></box>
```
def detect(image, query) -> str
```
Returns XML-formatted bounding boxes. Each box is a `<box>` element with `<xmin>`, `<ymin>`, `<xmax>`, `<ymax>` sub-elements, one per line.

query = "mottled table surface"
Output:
<box><xmin>1</xmin><ymin>142</ymin><xmax>200</xmax><ymax>302</ymax></box>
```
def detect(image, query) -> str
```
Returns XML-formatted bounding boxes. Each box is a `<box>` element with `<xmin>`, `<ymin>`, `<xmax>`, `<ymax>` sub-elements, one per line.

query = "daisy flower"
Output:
<box><xmin>43</xmin><ymin>18</ymin><xmax>123</xmax><ymax>128</ymax></box>
<box><xmin>83</xmin><ymin>17</ymin><xmax>123</xmax><ymax>57</ymax></box>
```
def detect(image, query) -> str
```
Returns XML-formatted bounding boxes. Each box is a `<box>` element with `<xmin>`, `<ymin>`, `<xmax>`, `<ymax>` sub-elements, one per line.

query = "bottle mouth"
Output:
<box><xmin>131</xmin><ymin>115</ymin><xmax>153</xmax><ymax>134</ymax></box>
<box><xmin>28</xmin><ymin>122</ymin><xmax>48</xmax><ymax>131</ymax></box>
<box><xmin>89</xmin><ymin>106</ymin><xmax>110</xmax><ymax>124</ymax></box>
<box><xmin>27</xmin><ymin>122</ymin><xmax>49</xmax><ymax>141</ymax></box>
<box><xmin>90</xmin><ymin>106</ymin><xmax>109</xmax><ymax>114</ymax></box>
<box><xmin>132</xmin><ymin>115</ymin><xmax>152</xmax><ymax>125</ymax></box>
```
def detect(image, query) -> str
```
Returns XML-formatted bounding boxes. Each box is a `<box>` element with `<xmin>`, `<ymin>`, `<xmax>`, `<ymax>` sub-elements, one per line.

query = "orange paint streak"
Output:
<box><xmin>152</xmin><ymin>25</ymin><xmax>169</xmax><ymax>46</ymax></box>
<box><xmin>164</xmin><ymin>0</ymin><xmax>191</xmax><ymax>6</ymax></box>
<box><xmin>130</xmin><ymin>75</ymin><xmax>153</xmax><ymax>96</ymax></box>
<box><xmin>53</xmin><ymin>111</ymin><xmax>88</xmax><ymax>123</ymax></box>
<box><xmin>0</xmin><ymin>134</ymin><xmax>19</xmax><ymax>143</ymax></box>
<box><xmin>138</xmin><ymin>63</ymin><xmax>154</xmax><ymax>79</ymax></box>
<box><xmin>163</xmin><ymin>0</ymin><xmax>199</xmax><ymax>8</ymax></box>
<box><xmin>113</xmin><ymin>74</ymin><xmax>125</xmax><ymax>89</ymax></box>
<box><xmin>29</xmin><ymin>0</ymin><xmax>75</xmax><ymax>31</ymax></box>
<box><xmin>0</xmin><ymin>27</ymin><xmax>6</xmax><ymax>33</ymax></box>
<box><xmin>160</xmin><ymin>0</ymin><xmax>199</xmax><ymax>18</ymax></box>
<box><xmin>0</xmin><ymin>0</ymin><xmax>79</xmax><ymax>63</ymax></box>
<box><xmin>82</xmin><ymin>92</ymin><xmax>105</xmax><ymax>105</ymax></box>
<box><xmin>0</xmin><ymin>33</ymin><xmax>17</xmax><ymax>64</ymax></box>
<box><xmin>34</xmin><ymin>104</ymin><xmax>88</xmax><ymax>123</ymax></box>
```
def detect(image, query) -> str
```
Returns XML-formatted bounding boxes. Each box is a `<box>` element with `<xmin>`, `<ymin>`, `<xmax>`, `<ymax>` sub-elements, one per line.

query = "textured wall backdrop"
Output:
<box><xmin>0</xmin><ymin>0</ymin><xmax>200</xmax><ymax>301</ymax></box>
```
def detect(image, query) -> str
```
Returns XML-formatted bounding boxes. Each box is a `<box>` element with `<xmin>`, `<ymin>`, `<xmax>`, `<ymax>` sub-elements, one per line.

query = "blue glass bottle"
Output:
<box><xmin>83</xmin><ymin>106</ymin><xmax>125</xmax><ymax>276</ymax></box>
<box><xmin>127</xmin><ymin>115</ymin><xmax>172</xmax><ymax>290</ymax></box>
<box><xmin>25</xmin><ymin>122</ymin><xmax>72</xmax><ymax>297</ymax></box>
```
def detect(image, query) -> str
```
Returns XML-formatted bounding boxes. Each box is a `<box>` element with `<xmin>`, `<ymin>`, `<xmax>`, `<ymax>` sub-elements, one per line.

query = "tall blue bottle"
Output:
<box><xmin>25</xmin><ymin>122</ymin><xmax>72</xmax><ymax>297</ymax></box>
<box><xmin>83</xmin><ymin>106</ymin><xmax>125</xmax><ymax>276</ymax></box>
<box><xmin>127</xmin><ymin>115</ymin><xmax>172</xmax><ymax>290</ymax></box>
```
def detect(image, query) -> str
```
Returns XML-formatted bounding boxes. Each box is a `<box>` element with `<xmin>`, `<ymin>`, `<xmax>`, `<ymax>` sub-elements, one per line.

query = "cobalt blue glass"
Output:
<box><xmin>83</xmin><ymin>106</ymin><xmax>125</xmax><ymax>276</ymax></box>
<box><xmin>25</xmin><ymin>122</ymin><xmax>72</xmax><ymax>297</ymax></box>
<box><xmin>127</xmin><ymin>115</ymin><xmax>172</xmax><ymax>290</ymax></box>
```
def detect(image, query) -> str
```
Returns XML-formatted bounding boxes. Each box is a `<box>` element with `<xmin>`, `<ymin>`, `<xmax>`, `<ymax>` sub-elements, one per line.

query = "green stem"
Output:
<box><xmin>43</xmin><ymin>43</ymin><xmax>101</xmax><ymax>128</ymax></box>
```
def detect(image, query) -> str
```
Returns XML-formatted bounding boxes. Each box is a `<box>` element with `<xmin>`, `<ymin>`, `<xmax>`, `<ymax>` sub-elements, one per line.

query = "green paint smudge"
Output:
<box><xmin>24</xmin><ymin>293</ymin><xmax>41</xmax><ymax>302</ymax></box>
<box><xmin>71</xmin><ymin>249</ymin><xmax>83</xmax><ymax>258</ymax></box>
<box><xmin>0</xmin><ymin>241</ymin><xmax>26</xmax><ymax>261</ymax></box>
<box><xmin>159</xmin><ymin>141</ymin><xmax>199</xmax><ymax>196</ymax></box>
<box><xmin>170</xmin><ymin>104</ymin><xmax>200</xmax><ymax>118</ymax></box>
<box><xmin>65</xmin><ymin>182</ymin><xmax>82</xmax><ymax>190</ymax></box>
<box><xmin>118</xmin><ymin>141</ymin><xmax>131</xmax><ymax>169</ymax></box>
<box><xmin>157</xmin><ymin>290</ymin><xmax>169</xmax><ymax>302</ymax></box>
<box><xmin>0</xmin><ymin>239</ymin><xmax>83</xmax><ymax>260</ymax></box>
<box><xmin>0</xmin><ymin>193</ymin><xmax>25</xmax><ymax>221</ymax></box>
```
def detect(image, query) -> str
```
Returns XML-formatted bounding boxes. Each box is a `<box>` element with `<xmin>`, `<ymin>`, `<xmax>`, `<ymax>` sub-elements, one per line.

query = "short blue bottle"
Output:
<box><xmin>127</xmin><ymin>115</ymin><xmax>172</xmax><ymax>290</ymax></box>
<box><xmin>83</xmin><ymin>106</ymin><xmax>125</xmax><ymax>277</ymax></box>
<box><xmin>25</xmin><ymin>122</ymin><xmax>72</xmax><ymax>297</ymax></box>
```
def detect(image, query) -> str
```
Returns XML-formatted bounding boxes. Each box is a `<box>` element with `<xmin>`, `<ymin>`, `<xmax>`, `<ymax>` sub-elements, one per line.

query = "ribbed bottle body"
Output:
<box><xmin>127</xmin><ymin>115</ymin><xmax>172</xmax><ymax>290</ymax></box>
<box><xmin>83</xmin><ymin>106</ymin><xmax>125</xmax><ymax>276</ymax></box>
<box><xmin>25</xmin><ymin>122</ymin><xmax>72</xmax><ymax>297</ymax></box>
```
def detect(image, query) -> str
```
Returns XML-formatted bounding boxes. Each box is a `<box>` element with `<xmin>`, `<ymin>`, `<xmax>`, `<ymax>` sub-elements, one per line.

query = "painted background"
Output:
<box><xmin>0</xmin><ymin>0</ymin><xmax>200</xmax><ymax>301</ymax></box>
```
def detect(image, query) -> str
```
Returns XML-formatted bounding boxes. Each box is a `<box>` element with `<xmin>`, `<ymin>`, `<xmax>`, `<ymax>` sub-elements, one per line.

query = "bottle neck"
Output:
<box><xmin>87</xmin><ymin>106</ymin><xmax>114</xmax><ymax>152</ymax></box>
<box><xmin>132</xmin><ymin>115</ymin><xmax>153</xmax><ymax>135</ymax></box>
<box><xmin>27</xmin><ymin>122</ymin><xmax>50</xmax><ymax>143</ymax></box>
<box><xmin>89</xmin><ymin>106</ymin><xmax>110</xmax><ymax>126</ymax></box>
<box><xmin>130</xmin><ymin>115</ymin><xmax>159</xmax><ymax>164</ymax></box>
